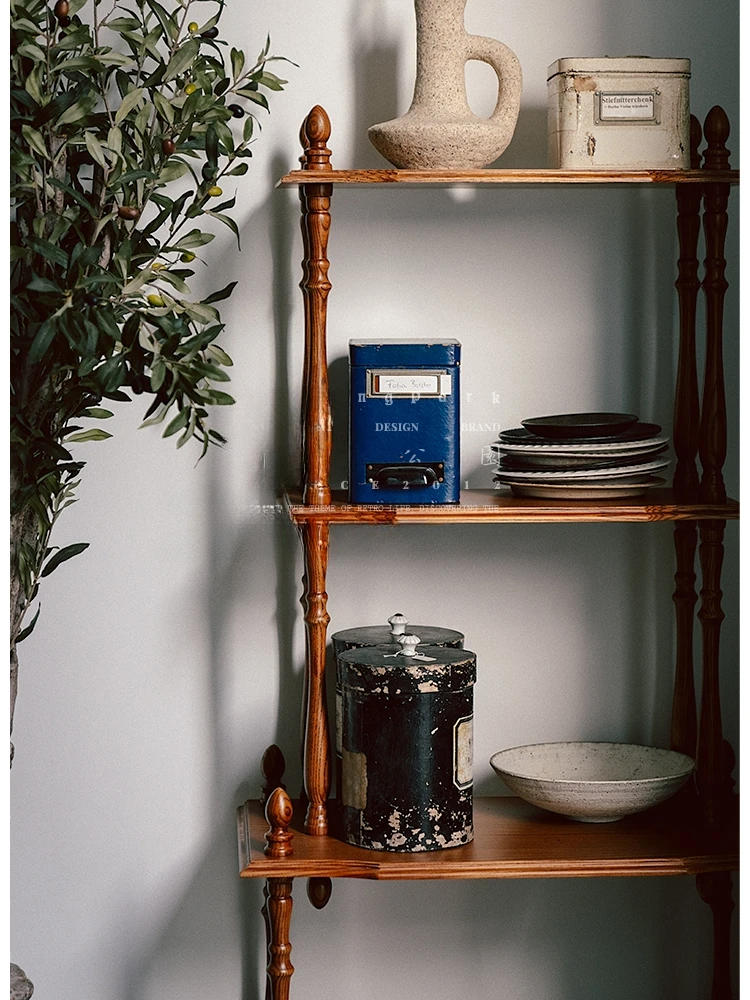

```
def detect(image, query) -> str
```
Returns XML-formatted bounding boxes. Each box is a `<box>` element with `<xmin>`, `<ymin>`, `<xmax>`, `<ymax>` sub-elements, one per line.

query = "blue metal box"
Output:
<box><xmin>349</xmin><ymin>339</ymin><xmax>461</xmax><ymax>504</ymax></box>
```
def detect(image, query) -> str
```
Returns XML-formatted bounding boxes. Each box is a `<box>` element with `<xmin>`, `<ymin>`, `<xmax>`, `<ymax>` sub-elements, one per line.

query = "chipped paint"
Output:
<box><xmin>573</xmin><ymin>75</ymin><xmax>597</xmax><ymax>92</ymax></box>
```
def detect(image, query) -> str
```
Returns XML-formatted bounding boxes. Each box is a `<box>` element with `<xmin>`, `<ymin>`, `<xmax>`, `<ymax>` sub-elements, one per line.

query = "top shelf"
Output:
<box><xmin>279</xmin><ymin>168</ymin><xmax>740</xmax><ymax>187</ymax></box>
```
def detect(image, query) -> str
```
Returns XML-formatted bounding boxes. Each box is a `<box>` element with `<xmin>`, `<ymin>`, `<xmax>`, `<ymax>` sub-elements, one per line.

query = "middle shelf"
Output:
<box><xmin>238</xmin><ymin>796</ymin><xmax>738</xmax><ymax>881</ymax></box>
<box><xmin>284</xmin><ymin>489</ymin><xmax>740</xmax><ymax>525</ymax></box>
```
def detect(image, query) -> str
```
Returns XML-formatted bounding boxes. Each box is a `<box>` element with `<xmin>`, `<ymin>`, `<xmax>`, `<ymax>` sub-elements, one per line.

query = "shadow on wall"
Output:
<box><xmin>349</xmin><ymin>1</ymin><xmax>400</xmax><ymax>169</ymax></box>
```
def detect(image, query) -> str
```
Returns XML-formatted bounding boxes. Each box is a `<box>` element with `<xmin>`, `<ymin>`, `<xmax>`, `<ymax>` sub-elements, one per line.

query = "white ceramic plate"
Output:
<box><xmin>492</xmin><ymin>435</ymin><xmax>669</xmax><ymax>456</ymax></box>
<box><xmin>493</xmin><ymin>458</ymin><xmax>670</xmax><ymax>482</ymax></box>
<box><xmin>504</xmin><ymin>476</ymin><xmax>666</xmax><ymax>500</ymax></box>
<box><xmin>489</xmin><ymin>741</ymin><xmax>695</xmax><ymax>822</ymax></box>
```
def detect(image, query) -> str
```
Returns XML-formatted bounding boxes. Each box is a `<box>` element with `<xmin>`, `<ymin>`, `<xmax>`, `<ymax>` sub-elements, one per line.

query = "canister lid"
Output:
<box><xmin>349</xmin><ymin>339</ymin><xmax>461</xmax><ymax>367</ymax></box>
<box><xmin>339</xmin><ymin>642</ymin><xmax>476</xmax><ymax>694</ymax></box>
<box><xmin>547</xmin><ymin>56</ymin><xmax>690</xmax><ymax>81</ymax></box>
<box><xmin>332</xmin><ymin>614</ymin><xmax>464</xmax><ymax>652</ymax></box>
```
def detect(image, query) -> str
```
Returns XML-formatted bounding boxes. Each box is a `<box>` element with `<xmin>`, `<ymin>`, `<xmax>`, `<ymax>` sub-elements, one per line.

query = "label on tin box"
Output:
<box><xmin>453</xmin><ymin>715</ymin><xmax>474</xmax><ymax>790</ymax></box>
<box><xmin>598</xmin><ymin>92</ymin><xmax>656</xmax><ymax>121</ymax></box>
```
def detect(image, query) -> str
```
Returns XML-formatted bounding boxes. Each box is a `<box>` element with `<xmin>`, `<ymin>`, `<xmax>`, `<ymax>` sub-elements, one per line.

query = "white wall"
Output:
<box><xmin>10</xmin><ymin>2</ymin><xmax>739</xmax><ymax>998</ymax></box>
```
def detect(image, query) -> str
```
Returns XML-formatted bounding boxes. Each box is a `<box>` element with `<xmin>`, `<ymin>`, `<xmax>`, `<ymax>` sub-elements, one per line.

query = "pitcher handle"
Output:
<box><xmin>465</xmin><ymin>34</ymin><xmax>522</xmax><ymax>129</ymax></box>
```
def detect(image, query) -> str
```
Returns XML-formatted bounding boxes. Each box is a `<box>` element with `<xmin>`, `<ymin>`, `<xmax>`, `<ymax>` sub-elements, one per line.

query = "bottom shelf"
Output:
<box><xmin>238</xmin><ymin>796</ymin><xmax>738</xmax><ymax>881</ymax></box>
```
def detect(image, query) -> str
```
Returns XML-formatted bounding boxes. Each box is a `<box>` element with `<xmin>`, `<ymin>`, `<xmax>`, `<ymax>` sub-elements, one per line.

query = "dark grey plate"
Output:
<box><xmin>521</xmin><ymin>412</ymin><xmax>639</xmax><ymax>439</ymax></box>
<box><xmin>498</xmin><ymin>421</ymin><xmax>662</xmax><ymax>446</ymax></box>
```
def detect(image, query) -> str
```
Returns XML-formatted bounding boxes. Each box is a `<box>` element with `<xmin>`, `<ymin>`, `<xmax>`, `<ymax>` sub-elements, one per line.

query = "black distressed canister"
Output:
<box><xmin>338</xmin><ymin>637</ymin><xmax>476</xmax><ymax>852</ymax></box>
<box><xmin>331</xmin><ymin>615</ymin><xmax>464</xmax><ymax>803</ymax></box>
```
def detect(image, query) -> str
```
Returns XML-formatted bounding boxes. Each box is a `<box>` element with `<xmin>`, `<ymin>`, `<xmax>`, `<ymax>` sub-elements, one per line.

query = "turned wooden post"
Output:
<box><xmin>695</xmin><ymin>107</ymin><xmax>732</xmax><ymax>823</ymax></box>
<box><xmin>262</xmin><ymin>791</ymin><xmax>295</xmax><ymax>999</ymax></box>
<box><xmin>669</xmin><ymin>116</ymin><xmax>703</xmax><ymax>760</ymax></box>
<box><xmin>696</xmin><ymin>871</ymin><xmax>735</xmax><ymax>1000</ymax></box>
<box><xmin>698</xmin><ymin>106</ymin><xmax>730</xmax><ymax>508</ymax></box>
<box><xmin>299</xmin><ymin>518</ymin><xmax>331</xmax><ymax>835</ymax></box>
<box><xmin>264</xmin><ymin>877</ymin><xmax>294</xmax><ymax>1000</ymax></box>
<box><xmin>299</xmin><ymin>106</ymin><xmax>333</xmax><ymax>506</ymax></box>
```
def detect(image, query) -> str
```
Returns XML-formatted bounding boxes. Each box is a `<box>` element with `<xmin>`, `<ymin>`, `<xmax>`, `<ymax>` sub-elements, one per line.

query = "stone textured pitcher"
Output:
<box><xmin>368</xmin><ymin>0</ymin><xmax>522</xmax><ymax>169</ymax></box>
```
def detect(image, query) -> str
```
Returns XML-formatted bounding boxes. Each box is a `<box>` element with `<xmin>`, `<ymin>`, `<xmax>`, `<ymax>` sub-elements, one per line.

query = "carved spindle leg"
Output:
<box><xmin>672</xmin><ymin>115</ymin><xmax>703</xmax><ymax>499</ymax></box>
<box><xmin>696</xmin><ymin>872</ymin><xmax>735</xmax><ymax>1000</ymax></box>
<box><xmin>699</xmin><ymin>106</ymin><xmax>730</xmax><ymax>508</ymax></box>
<box><xmin>300</xmin><ymin>519</ymin><xmax>331</xmax><ymax>835</ymax></box>
<box><xmin>265</xmin><ymin>878</ymin><xmax>294</xmax><ymax>1000</ymax></box>
<box><xmin>670</xmin><ymin>116</ymin><xmax>703</xmax><ymax>759</ymax></box>
<box><xmin>298</xmin><ymin>121</ymin><xmax>312</xmax><ymax>488</ymax></box>
<box><xmin>696</xmin><ymin>518</ymin><xmax>726</xmax><ymax>821</ymax></box>
<box><xmin>300</xmin><ymin>106</ymin><xmax>333</xmax><ymax>506</ymax></box>
<box><xmin>671</xmin><ymin>523</ymin><xmax>698</xmax><ymax>758</ymax></box>
<box><xmin>307</xmin><ymin>877</ymin><xmax>333</xmax><ymax>910</ymax></box>
<box><xmin>261</xmin><ymin>744</ymin><xmax>287</xmax><ymax>806</ymax></box>
<box><xmin>695</xmin><ymin>107</ymin><xmax>732</xmax><ymax>822</ymax></box>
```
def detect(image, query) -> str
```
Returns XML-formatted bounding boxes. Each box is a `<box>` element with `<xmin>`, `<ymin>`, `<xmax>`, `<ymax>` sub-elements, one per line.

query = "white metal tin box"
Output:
<box><xmin>547</xmin><ymin>57</ymin><xmax>691</xmax><ymax>170</ymax></box>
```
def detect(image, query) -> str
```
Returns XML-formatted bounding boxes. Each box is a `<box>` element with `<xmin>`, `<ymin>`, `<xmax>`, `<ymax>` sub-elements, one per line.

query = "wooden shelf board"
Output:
<box><xmin>283</xmin><ymin>489</ymin><xmax>739</xmax><ymax>525</ymax></box>
<box><xmin>278</xmin><ymin>168</ymin><xmax>739</xmax><ymax>187</ymax></box>
<box><xmin>238</xmin><ymin>796</ymin><xmax>738</xmax><ymax>881</ymax></box>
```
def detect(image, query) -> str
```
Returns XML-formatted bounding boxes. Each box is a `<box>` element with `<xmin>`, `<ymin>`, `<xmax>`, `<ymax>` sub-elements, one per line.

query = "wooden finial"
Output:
<box><xmin>702</xmin><ymin>106</ymin><xmax>730</xmax><ymax>171</ymax></box>
<box><xmin>689</xmin><ymin>115</ymin><xmax>703</xmax><ymax>170</ymax></box>
<box><xmin>302</xmin><ymin>106</ymin><xmax>332</xmax><ymax>171</ymax></box>
<box><xmin>264</xmin><ymin>787</ymin><xmax>294</xmax><ymax>857</ymax></box>
<box><xmin>260</xmin><ymin>744</ymin><xmax>286</xmax><ymax>805</ymax></box>
<box><xmin>306</xmin><ymin>877</ymin><xmax>332</xmax><ymax>910</ymax></box>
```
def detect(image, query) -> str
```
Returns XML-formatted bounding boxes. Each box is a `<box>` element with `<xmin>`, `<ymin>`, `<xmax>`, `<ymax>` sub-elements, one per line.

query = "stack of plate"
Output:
<box><xmin>492</xmin><ymin>412</ymin><xmax>670</xmax><ymax>500</ymax></box>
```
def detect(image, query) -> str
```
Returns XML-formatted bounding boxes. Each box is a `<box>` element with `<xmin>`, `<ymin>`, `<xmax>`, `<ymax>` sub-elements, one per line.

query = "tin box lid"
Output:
<box><xmin>350</xmin><ymin>339</ymin><xmax>461</xmax><ymax>367</ymax></box>
<box><xmin>547</xmin><ymin>56</ymin><xmax>691</xmax><ymax>81</ymax></box>
<box><xmin>332</xmin><ymin>617</ymin><xmax>464</xmax><ymax>652</ymax></box>
<box><xmin>338</xmin><ymin>642</ymin><xmax>476</xmax><ymax>694</ymax></box>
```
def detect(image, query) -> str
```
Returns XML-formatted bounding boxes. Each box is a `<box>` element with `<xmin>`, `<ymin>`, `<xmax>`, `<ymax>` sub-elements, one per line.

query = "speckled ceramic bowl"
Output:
<box><xmin>490</xmin><ymin>742</ymin><xmax>695</xmax><ymax>822</ymax></box>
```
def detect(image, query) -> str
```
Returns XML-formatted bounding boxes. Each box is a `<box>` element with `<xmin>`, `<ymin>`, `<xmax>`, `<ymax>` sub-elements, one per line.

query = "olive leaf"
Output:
<box><xmin>10</xmin><ymin>0</ymin><xmax>292</xmax><ymax>665</ymax></box>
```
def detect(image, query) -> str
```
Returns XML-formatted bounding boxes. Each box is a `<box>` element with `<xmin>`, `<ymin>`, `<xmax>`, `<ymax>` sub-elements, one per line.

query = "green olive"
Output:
<box><xmin>147</xmin><ymin>294</ymin><xmax>164</xmax><ymax>307</ymax></box>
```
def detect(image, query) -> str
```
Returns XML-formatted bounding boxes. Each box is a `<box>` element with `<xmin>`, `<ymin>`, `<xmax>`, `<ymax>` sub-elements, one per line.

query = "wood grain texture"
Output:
<box><xmin>672</xmin><ymin>115</ymin><xmax>703</xmax><ymax>498</ymax></box>
<box><xmin>278</xmin><ymin>168</ymin><xmax>739</xmax><ymax>187</ymax></box>
<box><xmin>697</xmin><ymin>870</ymin><xmax>735</xmax><ymax>1000</ymax></box>
<box><xmin>238</xmin><ymin>797</ymin><xmax>738</xmax><ymax>881</ymax></box>
<box><xmin>299</xmin><ymin>519</ymin><xmax>331</xmax><ymax>835</ymax></box>
<box><xmin>696</xmin><ymin>519</ymin><xmax>728</xmax><ymax>824</ymax></box>
<box><xmin>671</xmin><ymin>522</ymin><xmax>699</xmax><ymax>758</ymax></box>
<box><xmin>699</xmin><ymin>107</ymin><xmax>731</xmax><ymax>507</ymax></box>
<box><xmin>299</xmin><ymin>107</ymin><xmax>333</xmax><ymax>506</ymax></box>
<box><xmin>265</xmin><ymin>878</ymin><xmax>294</xmax><ymax>1000</ymax></box>
<box><xmin>284</xmin><ymin>489</ymin><xmax>738</xmax><ymax>525</ymax></box>
<box><xmin>264</xmin><ymin>787</ymin><xmax>295</xmax><ymax>858</ymax></box>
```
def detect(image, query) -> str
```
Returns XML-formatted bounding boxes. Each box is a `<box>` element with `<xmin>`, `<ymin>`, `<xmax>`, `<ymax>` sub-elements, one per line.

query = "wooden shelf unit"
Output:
<box><xmin>278</xmin><ymin>167</ymin><xmax>739</xmax><ymax>187</ymax></box>
<box><xmin>239</xmin><ymin>104</ymin><xmax>739</xmax><ymax>1000</ymax></box>
<box><xmin>239</xmin><ymin>796</ymin><xmax>738</xmax><ymax>882</ymax></box>
<box><xmin>284</xmin><ymin>488</ymin><xmax>739</xmax><ymax>525</ymax></box>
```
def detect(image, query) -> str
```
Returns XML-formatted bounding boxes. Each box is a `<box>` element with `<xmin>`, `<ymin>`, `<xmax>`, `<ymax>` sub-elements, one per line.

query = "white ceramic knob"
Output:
<box><xmin>388</xmin><ymin>613</ymin><xmax>408</xmax><ymax>636</ymax></box>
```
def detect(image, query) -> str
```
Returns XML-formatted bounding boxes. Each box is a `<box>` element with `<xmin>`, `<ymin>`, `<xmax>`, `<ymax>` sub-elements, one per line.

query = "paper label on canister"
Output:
<box><xmin>598</xmin><ymin>92</ymin><xmax>655</xmax><ymax>121</ymax></box>
<box><xmin>453</xmin><ymin>715</ymin><xmax>474</xmax><ymax>790</ymax></box>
